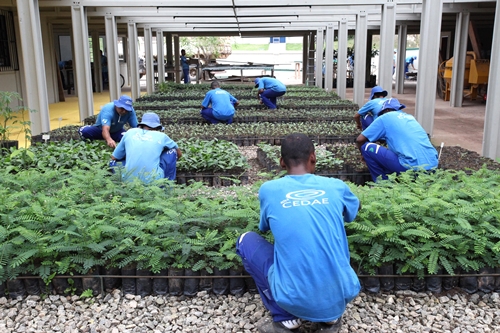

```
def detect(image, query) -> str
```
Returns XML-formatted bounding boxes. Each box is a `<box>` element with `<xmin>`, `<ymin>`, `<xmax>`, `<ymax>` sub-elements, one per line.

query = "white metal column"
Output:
<box><xmin>174</xmin><ymin>34</ymin><xmax>180</xmax><ymax>84</ymax></box>
<box><xmin>127</xmin><ymin>21</ymin><xmax>140</xmax><ymax>100</ymax></box>
<box><xmin>482</xmin><ymin>0</ymin><xmax>500</xmax><ymax>159</ymax></box>
<box><xmin>144</xmin><ymin>26</ymin><xmax>154</xmax><ymax>94</ymax></box>
<box><xmin>156</xmin><ymin>29</ymin><xmax>165</xmax><ymax>84</ymax></box>
<box><xmin>395</xmin><ymin>25</ymin><xmax>408</xmax><ymax>94</ymax></box>
<box><xmin>71</xmin><ymin>4</ymin><xmax>94</xmax><ymax>120</ymax></box>
<box><xmin>415</xmin><ymin>0</ymin><xmax>443</xmax><ymax>134</ymax></box>
<box><xmin>17</xmin><ymin>0</ymin><xmax>50</xmax><ymax>134</ymax></box>
<box><xmin>450</xmin><ymin>11</ymin><xmax>470</xmax><ymax>107</ymax></box>
<box><xmin>354</xmin><ymin>11</ymin><xmax>368</xmax><ymax>106</ymax></box>
<box><xmin>337</xmin><ymin>17</ymin><xmax>348</xmax><ymax>99</ymax></box>
<box><xmin>105</xmin><ymin>14</ymin><xmax>120</xmax><ymax>101</ymax></box>
<box><xmin>324</xmin><ymin>23</ymin><xmax>335</xmax><ymax>92</ymax></box>
<box><xmin>378</xmin><ymin>2</ymin><xmax>396</xmax><ymax>95</ymax></box>
<box><xmin>315</xmin><ymin>28</ymin><xmax>324</xmax><ymax>89</ymax></box>
<box><xmin>91</xmin><ymin>30</ymin><xmax>102</xmax><ymax>93</ymax></box>
<box><xmin>302</xmin><ymin>34</ymin><xmax>308</xmax><ymax>84</ymax></box>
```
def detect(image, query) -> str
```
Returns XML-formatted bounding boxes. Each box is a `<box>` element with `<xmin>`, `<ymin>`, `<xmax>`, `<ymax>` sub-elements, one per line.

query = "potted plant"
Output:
<box><xmin>0</xmin><ymin>91</ymin><xmax>35</xmax><ymax>154</ymax></box>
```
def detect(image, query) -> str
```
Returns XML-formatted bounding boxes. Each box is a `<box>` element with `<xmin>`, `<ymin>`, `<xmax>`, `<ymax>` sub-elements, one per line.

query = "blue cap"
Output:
<box><xmin>114</xmin><ymin>95</ymin><xmax>134</xmax><ymax>112</ymax></box>
<box><xmin>381</xmin><ymin>98</ymin><xmax>406</xmax><ymax>111</ymax></box>
<box><xmin>138</xmin><ymin>112</ymin><xmax>163</xmax><ymax>130</ymax></box>
<box><xmin>369</xmin><ymin>86</ymin><xmax>388</xmax><ymax>100</ymax></box>
<box><xmin>254</xmin><ymin>78</ymin><xmax>261</xmax><ymax>88</ymax></box>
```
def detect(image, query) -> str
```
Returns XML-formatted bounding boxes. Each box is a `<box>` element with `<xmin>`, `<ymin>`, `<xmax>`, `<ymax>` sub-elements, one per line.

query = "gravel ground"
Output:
<box><xmin>1</xmin><ymin>290</ymin><xmax>500</xmax><ymax>333</ymax></box>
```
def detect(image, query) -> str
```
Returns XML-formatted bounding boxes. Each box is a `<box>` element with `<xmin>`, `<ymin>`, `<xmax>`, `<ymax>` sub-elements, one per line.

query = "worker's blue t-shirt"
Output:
<box><xmin>405</xmin><ymin>56</ymin><xmax>415</xmax><ymax>64</ymax></box>
<box><xmin>202</xmin><ymin>88</ymin><xmax>238</xmax><ymax>120</ymax></box>
<box><xmin>357</xmin><ymin>97</ymin><xmax>388</xmax><ymax>120</ymax></box>
<box><xmin>259</xmin><ymin>174</ymin><xmax>360</xmax><ymax>322</ymax></box>
<box><xmin>94</xmin><ymin>102</ymin><xmax>138</xmax><ymax>134</ymax></box>
<box><xmin>112</xmin><ymin>128</ymin><xmax>178</xmax><ymax>183</ymax></box>
<box><xmin>257</xmin><ymin>77</ymin><xmax>287</xmax><ymax>93</ymax></box>
<box><xmin>361</xmin><ymin>111</ymin><xmax>438</xmax><ymax>170</ymax></box>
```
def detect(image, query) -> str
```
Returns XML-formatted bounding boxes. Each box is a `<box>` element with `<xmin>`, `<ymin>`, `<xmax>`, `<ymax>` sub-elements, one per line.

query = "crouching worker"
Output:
<box><xmin>356</xmin><ymin>98</ymin><xmax>438</xmax><ymax>182</ymax></box>
<box><xmin>236</xmin><ymin>133</ymin><xmax>361</xmax><ymax>333</ymax></box>
<box><xmin>354</xmin><ymin>86</ymin><xmax>388</xmax><ymax>130</ymax></box>
<box><xmin>200</xmin><ymin>80</ymin><xmax>239</xmax><ymax>124</ymax></box>
<box><xmin>110</xmin><ymin>112</ymin><xmax>182</xmax><ymax>183</ymax></box>
<box><xmin>79</xmin><ymin>95</ymin><xmax>138</xmax><ymax>148</ymax></box>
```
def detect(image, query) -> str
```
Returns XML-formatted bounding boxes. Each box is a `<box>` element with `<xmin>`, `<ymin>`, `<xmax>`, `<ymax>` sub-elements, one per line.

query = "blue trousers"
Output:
<box><xmin>360</xmin><ymin>142</ymin><xmax>407</xmax><ymax>182</ymax></box>
<box><xmin>361</xmin><ymin>115</ymin><xmax>374</xmax><ymax>130</ymax></box>
<box><xmin>235</xmin><ymin>231</ymin><xmax>298</xmax><ymax>322</ymax></box>
<box><xmin>260</xmin><ymin>90</ymin><xmax>286</xmax><ymax>109</ymax></box>
<box><xmin>109</xmin><ymin>148</ymin><xmax>178</xmax><ymax>180</ymax></box>
<box><xmin>182</xmin><ymin>67</ymin><xmax>190</xmax><ymax>84</ymax></box>
<box><xmin>79</xmin><ymin>125</ymin><xmax>125</xmax><ymax>142</ymax></box>
<box><xmin>200</xmin><ymin>107</ymin><xmax>234</xmax><ymax>124</ymax></box>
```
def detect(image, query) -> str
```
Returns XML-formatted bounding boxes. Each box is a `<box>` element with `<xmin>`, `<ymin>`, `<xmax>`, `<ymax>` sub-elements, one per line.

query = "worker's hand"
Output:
<box><xmin>235</xmin><ymin>102</ymin><xmax>240</xmax><ymax>107</ymax></box>
<box><xmin>106</xmin><ymin>139</ymin><xmax>117</xmax><ymax>148</ymax></box>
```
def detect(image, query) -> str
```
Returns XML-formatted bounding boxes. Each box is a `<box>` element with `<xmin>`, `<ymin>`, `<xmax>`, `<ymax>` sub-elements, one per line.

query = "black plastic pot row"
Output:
<box><xmin>1</xmin><ymin>267</ymin><xmax>257</xmax><ymax>299</ymax></box>
<box><xmin>176</xmin><ymin>171</ymin><xmax>249</xmax><ymax>187</ymax></box>
<box><xmin>359</xmin><ymin>265</ymin><xmax>500</xmax><ymax>295</ymax></box>
<box><xmin>4</xmin><ymin>266</ymin><xmax>500</xmax><ymax>300</ymax></box>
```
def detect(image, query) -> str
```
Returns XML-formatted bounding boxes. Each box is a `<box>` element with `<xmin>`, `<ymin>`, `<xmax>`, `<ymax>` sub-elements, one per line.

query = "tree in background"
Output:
<box><xmin>180</xmin><ymin>37</ymin><xmax>233</xmax><ymax>64</ymax></box>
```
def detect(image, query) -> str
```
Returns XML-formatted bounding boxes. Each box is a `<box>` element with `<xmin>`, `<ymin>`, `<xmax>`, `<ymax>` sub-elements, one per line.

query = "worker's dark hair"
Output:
<box><xmin>211</xmin><ymin>80</ymin><xmax>220</xmax><ymax>89</ymax></box>
<box><xmin>281</xmin><ymin>133</ymin><xmax>315</xmax><ymax>167</ymax></box>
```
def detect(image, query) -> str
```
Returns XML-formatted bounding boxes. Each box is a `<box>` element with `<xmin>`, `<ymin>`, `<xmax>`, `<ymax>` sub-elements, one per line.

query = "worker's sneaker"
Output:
<box><xmin>257</xmin><ymin>319</ymin><xmax>302</xmax><ymax>333</ymax></box>
<box><xmin>314</xmin><ymin>316</ymin><xmax>342</xmax><ymax>333</ymax></box>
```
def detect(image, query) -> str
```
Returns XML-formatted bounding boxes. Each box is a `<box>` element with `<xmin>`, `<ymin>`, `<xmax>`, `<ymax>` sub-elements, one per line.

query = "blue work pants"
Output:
<box><xmin>79</xmin><ymin>125</ymin><xmax>125</xmax><ymax>142</ymax></box>
<box><xmin>235</xmin><ymin>231</ymin><xmax>298</xmax><ymax>322</ymax></box>
<box><xmin>360</xmin><ymin>142</ymin><xmax>407</xmax><ymax>182</ymax></box>
<box><xmin>260</xmin><ymin>90</ymin><xmax>286</xmax><ymax>109</ymax></box>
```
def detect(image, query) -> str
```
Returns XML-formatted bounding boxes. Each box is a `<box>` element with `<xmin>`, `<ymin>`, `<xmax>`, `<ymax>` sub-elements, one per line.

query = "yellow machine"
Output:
<box><xmin>441</xmin><ymin>51</ymin><xmax>489</xmax><ymax>101</ymax></box>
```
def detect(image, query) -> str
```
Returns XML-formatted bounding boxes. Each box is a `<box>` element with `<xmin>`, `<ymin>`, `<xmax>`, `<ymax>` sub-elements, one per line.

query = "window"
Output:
<box><xmin>0</xmin><ymin>9</ymin><xmax>19</xmax><ymax>71</ymax></box>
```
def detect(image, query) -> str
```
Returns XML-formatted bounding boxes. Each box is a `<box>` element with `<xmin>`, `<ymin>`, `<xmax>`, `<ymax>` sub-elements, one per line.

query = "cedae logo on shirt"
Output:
<box><xmin>280</xmin><ymin>189</ymin><xmax>329</xmax><ymax>208</ymax></box>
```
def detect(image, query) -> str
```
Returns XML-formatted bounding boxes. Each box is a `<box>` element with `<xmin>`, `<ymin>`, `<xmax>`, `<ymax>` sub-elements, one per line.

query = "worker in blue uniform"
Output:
<box><xmin>354</xmin><ymin>86</ymin><xmax>388</xmax><ymax>130</ymax></box>
<box><xmin>236</xmin><ymin>133</ymin><xmax>361</xmax><ymax>333</ymax></box>
<box><xmin>404</xmin><ymin>56</ymin><xmax>417</xmax><ymax>79</ymax></box>
<box><xmin>356</xmin><ymin>98</ymin><xmax>438</xmax><ymax>182</ymax></box>
<box><xmin>254</xmin><ymin>77</ymin><xmax>287</xmax><ymax>109</ymax></box>
<box><xmin>111</xmin><ymin>112</ymin><xmax>182</xmax><ymax>183</ymax></box>
<box><xmin>200</xmin><ymin>80</ymin><xmax>239</xmax><ymax>124</ymax></box>
<box><xmin>79</xmin><ymin>95</ymin><xmax>138</xmax><ymax>148</ymax></box>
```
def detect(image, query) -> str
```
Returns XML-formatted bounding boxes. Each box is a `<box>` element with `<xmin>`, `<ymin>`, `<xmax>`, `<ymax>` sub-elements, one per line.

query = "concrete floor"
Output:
<box><xmin>345</xmin><ymin>81</ymin><xmax>485</xmax><ymax>154</ymax></box>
